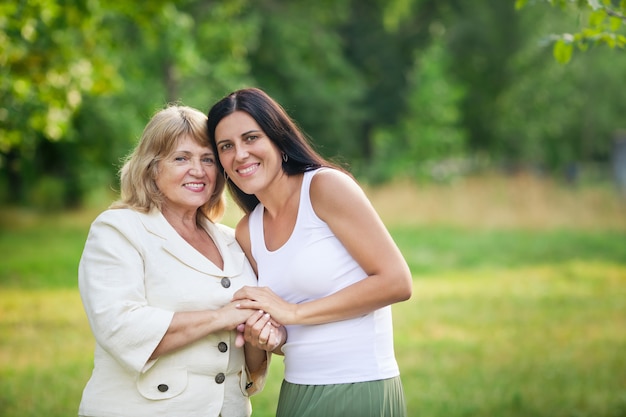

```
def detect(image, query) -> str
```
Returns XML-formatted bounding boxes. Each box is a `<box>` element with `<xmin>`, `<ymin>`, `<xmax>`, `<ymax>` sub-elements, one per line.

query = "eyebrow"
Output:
<box><xmin>241</xmin><ymin>129</ymin><xmax>261</xmax><ymax>136</ymax></box>
<box><xmin>216</xmin><ymin>130</ymin><xmax>262</xmax><ymax>146</ymax></box>
<box><xmin>172</xmin><ymin>150</ymin><xmax>214</xmax><ymax>156</ymax></box>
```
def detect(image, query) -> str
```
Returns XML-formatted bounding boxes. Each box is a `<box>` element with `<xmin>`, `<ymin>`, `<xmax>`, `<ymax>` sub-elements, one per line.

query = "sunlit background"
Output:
<box><xmin>1</xmin><ymin>1</ymin><xmax>625</xmax><ymax>416</ymax></box>
<box><xmin>2</xmin><ymin>0</ymin><xmax>626</xmax><ymax>205</ymax></box>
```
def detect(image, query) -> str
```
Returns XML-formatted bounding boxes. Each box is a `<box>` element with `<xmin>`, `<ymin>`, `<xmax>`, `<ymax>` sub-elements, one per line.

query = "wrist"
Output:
<box><xmin>289</xmin><ymin>303</ymin><xmax>302</xmax><ymax>325</ymax></box>
<box><xmin>212</xmin><ymin>308</ymin><xmax>231</xmax><ymax>332</ymax></box>
<box><xmin>272</xmin><ymin>326</ymin><xmax>288</xmax><ymax>355</ymax></box>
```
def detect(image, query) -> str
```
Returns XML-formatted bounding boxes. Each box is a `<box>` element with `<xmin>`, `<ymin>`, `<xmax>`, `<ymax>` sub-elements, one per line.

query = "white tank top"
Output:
<box><xmin>249</xmin><ymin>168</ymin><xmax>400</xmax><ymax>385</ymax></box>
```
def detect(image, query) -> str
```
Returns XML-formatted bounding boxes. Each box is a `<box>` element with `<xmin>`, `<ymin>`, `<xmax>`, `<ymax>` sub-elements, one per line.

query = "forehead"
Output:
<box><xmin>170</xmin><ymin>135</ymin><xmax>212</xmax><ymax>152</ymax></box>
<box><xmin>216</xmin><ymin>111</ymin><xmax>261</xmax><ymax>136</ymax></box>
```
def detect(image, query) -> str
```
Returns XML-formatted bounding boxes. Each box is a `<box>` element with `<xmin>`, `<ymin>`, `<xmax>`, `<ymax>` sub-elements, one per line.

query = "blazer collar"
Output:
<box><xmin>138</xmin><ymin>209</ymin><xmax>245</xmax><ymax>278</ymax></box>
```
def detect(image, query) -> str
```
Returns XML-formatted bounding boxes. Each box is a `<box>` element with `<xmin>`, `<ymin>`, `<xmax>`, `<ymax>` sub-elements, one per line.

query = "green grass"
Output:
<box><xmin>391</xmin><ymin>226</ymin><xmax>626</xmax><ymax>274</ymax></box>
<box><xmin>1</xmin><ymin>180</ymin><xmax>625</xmax><ymax>417</ymax></box>
<box><xmin>396</xmin><ymin>263</ymin><xmax>626</xmax><ymax>417</ymax></box>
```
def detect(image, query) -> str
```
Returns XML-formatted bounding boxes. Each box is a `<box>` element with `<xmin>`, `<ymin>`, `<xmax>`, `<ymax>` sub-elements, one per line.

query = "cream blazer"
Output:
<box><xmin>78</xmin><ymin>208</ymin><xmax>265</xmax><ymax>417</ymax></box>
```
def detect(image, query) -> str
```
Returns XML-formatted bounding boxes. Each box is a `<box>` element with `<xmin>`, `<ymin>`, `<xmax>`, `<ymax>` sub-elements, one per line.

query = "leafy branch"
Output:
<box><xmin>516</xmin><ymin>0</ymin><xmax>626</xmax><ymax>63</ymax></box>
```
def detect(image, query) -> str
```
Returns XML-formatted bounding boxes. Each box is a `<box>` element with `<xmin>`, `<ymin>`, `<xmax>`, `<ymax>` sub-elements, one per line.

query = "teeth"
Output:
<box><xmin>238</xmin><ymin>165</ymin><xmax>257</xmax><ymax>175</ymax></box>
<box><xmin>184</xmin><ymin>183</ymin><xmax>204</xmax><ymax>189</ymax></box>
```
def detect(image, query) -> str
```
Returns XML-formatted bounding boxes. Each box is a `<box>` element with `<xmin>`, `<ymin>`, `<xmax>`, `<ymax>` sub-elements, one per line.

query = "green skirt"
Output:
<box><xmin>275</xmin><ymin>376</ymin><xmax>407</xmax><ymax>417</ymax></box>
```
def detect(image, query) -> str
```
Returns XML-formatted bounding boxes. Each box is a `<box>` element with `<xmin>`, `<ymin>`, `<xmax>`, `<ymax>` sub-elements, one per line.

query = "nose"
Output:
<box><xmin>189</xmin><ymin>158</ymin><xmax>206</xmax><ymax>176</ymax></box>
<box><xmin>235</xmin><ymin>145</ymin><xmax>249</xmax><ymax>160</ymax></box>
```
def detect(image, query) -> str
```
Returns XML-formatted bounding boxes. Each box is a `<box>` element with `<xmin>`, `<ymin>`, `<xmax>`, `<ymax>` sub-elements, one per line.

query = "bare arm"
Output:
<box><xmin>233</xmin><ymin>169</ymin><xmax>412</xmax><ymax>325</ymax></box>
<box><xmin>150</xmin><ymin>301</ymin><xmax>256</xmax><ymax>359</ymax></box>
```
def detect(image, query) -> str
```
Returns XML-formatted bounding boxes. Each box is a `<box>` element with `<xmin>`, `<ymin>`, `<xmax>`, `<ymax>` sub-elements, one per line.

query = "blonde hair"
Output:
<box><xmin>111</xmin><ymin>105</ymin><xmax>226</xmax><ymax>223</ymax></box>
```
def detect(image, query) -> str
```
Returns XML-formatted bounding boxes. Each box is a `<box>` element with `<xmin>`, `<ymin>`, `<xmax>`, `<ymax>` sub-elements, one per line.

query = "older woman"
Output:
<box><xmin>78</xmin><ymin>105</ymin><xmax>277</xmax><ymax>417</ymax></box>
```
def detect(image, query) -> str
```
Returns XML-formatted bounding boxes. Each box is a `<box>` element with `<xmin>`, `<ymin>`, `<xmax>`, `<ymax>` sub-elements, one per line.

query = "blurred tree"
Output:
<box><xmin>0</xmin><ymin>0</ymin><xmax>121</xmax><ymax>204</ymax></box>
<box><xmin>0</xmin><ymin>0</ymin><xmax>260</xmax><ymax>207</ymax></box>
<box><xmin>446</xmin><ymin>0</ymin><xmax>525</xmax><ymax>159</ymax></box>
<box><xmin>372</xmin><ymin>35</ymin><xmax>467</xmax><ymax>182</ymax></box>
<box><xmin>339</xmin><ymin>0</ymin><xmax>440</xmax><ymax>166</ymax></box>
<box><xmin>241</xmin><ymin>0</ymin><xmax>365</xmax><ymax>163</ymax></box>
<box><xmin>3</xmin><ymin>0</ymin><xmax>625</xmax><ymax>208</ymax></box>
<box><xmin>492</xmin><ymin>5</ymin><xmax>626</xmax><ymax>172</ymax></box>
<box><xmin>71</xmin><ymin>0</ymin><xmax>262</xmax><ymax>204</ymax></box>
<box><xmin>516</xmin><ymin>0</ymin><xmax>626</xmax><ymax>63</ymax></box>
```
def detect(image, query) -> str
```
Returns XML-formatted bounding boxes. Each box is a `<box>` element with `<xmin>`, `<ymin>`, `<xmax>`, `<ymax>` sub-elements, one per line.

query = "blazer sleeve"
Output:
<box><xmin>78</xmin><ymin>210</ymin><xmax>174</xmax><ymax>373</ymax></box>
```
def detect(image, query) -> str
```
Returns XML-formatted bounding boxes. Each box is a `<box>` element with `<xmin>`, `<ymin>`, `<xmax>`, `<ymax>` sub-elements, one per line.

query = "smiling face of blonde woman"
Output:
<box><xmin>155</xmin><ymin>135</ymin><xmax>219</xmax><ymax>216</ymax></box>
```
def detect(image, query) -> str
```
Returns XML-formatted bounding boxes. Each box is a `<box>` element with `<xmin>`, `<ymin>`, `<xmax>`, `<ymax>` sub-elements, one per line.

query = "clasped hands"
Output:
<box><xmin>233</xmin><ymin>286</ymin><xmax>293</xmax><ymax>351</ymax></box>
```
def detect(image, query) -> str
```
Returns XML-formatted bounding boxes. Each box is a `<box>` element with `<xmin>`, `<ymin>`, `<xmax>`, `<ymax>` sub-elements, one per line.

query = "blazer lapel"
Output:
<box><xmin>138</xmin><ymin>210</ymin><xmax>244</xmax><ymax>278</ymax></box>
<box><xmin>203</xmin><ymin>221</ymin><xmax>245</xmax><ymax>279</ymax></box>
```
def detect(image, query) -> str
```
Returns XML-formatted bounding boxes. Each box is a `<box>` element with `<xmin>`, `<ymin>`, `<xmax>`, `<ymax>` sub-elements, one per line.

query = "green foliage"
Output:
<box><xmin>492</xmin><ymin>4</ymin><xmax>626</xmax><ymax>168</ymax></box>
<box><xmin>246</xmin><ymin>1</ymin><xmax>365</xmax><ymax>160</ymax></box>
<box><xmin>2</xmin><ymin>0</ymin><xmax>626</xmax><ymax>208</ymax></box>
<box><xmin>516</xmin><ymin>0</ymin><xmax>626</xmax><ymax>63</ymax></box>
<box><xmin>29</xmin><ymin>175</ymin><xmax>66</xmax><ymax>211</ymax></box>
<box><xmin>371</xmin><ymin>37</ymin><xmax>467</xmax><ymax>182</ymax></box>
<box><xmin>0</xmin><ymin>0</ymin><xmax>120</xmax><ymax>149</ymax></box>
<box><xmin>1</xmin><ymin>0</ymin><xmax>264</xmax><ymax>207</ymax></box>
<box><xmin>1</xmin><ymin>0</ymin><xmax>120</xmax><ymax>204</ymax></box>
<box><xmin>446</xmin><ymin>0</ymin><xmax>527</xmax><ymax>161</ymax></box>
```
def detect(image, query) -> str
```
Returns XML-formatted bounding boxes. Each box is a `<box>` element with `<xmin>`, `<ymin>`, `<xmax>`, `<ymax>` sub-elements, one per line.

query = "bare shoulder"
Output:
<box><xmin>234</xmin><ymin>214</ymin><xmax>251</xmax><ymax>248</ymax></box>
<box><xmin>310</xmin><ymin>169</ymin><xmax>369</xmax><ymax>220</ymax></box>
<box><xmin>310</xmin><ymin>168</ymin><xmax>361</xmax><ymax>195</ymax></box>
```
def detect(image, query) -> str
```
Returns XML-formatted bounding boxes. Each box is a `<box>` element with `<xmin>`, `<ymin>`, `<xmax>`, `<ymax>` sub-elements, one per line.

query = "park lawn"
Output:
<box><xmin>1</xmin><ymin>259</ymin><xmax>625</xmax><ymax>417</ymax></box>
<box><xmin>396</xmin><ymin>261</ymin><xmax>626</xmax><ymax>417</ymax></box>
<box><xmin>1</xmin><ymin>174</ymin><xmax>625</xmax><ymax>417</ymax></box>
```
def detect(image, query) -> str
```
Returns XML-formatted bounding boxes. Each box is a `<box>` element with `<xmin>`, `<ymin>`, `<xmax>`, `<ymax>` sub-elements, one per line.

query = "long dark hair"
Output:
<box><xmin>207</xmin><ymin>87</ymin><xmax>344</xmax><ymax>214</ymax></box>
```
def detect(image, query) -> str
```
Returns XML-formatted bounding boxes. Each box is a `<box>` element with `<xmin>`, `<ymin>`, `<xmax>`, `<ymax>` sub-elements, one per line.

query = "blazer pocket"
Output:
<box><xmin>136</xmin><ymin>366</ymin><xmax>188</xmax><ymax>400</ymax></box>
<box><xmin>238</xmin><ymin>366</ymin><xmax>252</xmax><ymax>398</ymax></box>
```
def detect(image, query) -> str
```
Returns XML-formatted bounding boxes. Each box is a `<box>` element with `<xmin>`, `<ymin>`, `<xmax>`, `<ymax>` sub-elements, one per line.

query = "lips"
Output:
<box><xmin>183</xmin><ymin>182</ymin><xmax>205</xmax><ymax>191</ymax></box>
<box><xmin>236</xmin><ymin>163</ymin><xmax>260</xmax><ymax>176</ymax></box>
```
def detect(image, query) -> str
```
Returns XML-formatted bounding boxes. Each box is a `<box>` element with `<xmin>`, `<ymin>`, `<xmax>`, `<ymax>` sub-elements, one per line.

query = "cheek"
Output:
<box><xmin>205</xmin><ymin>166</ymin><xmax>219</xmax><ymax>181</ymax></box>
<box><xmin>218</xmin><ymin>154</ymin><xmax>236</xmax><ymax>174</ymax></box>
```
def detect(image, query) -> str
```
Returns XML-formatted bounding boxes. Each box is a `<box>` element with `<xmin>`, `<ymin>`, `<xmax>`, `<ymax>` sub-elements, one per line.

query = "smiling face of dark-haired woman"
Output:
<box><xmin>214</xmin><ymin>111</ymin><xmax>285</xmax><ymax>197</ymax></box>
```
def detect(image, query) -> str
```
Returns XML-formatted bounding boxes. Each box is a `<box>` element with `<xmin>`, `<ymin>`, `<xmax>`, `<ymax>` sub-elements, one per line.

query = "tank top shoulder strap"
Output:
<box><xmin>299</xmin><ymin>168</ymin><xmax>330</xmax><ymax>223</ymax></box>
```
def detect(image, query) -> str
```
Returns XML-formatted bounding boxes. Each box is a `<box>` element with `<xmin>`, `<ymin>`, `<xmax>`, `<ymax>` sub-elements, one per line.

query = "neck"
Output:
<box><xmin>161</xmin><ymin>206</ymin><xmax>199</xmax><ymax>234</ymax></box>
<box><xmin>257</xmin><ymin>173</ymin><xmax>302</xmax><ymax>220</ymax></box>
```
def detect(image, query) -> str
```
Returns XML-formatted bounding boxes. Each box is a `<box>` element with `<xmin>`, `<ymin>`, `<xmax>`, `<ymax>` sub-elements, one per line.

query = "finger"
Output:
<box><xmin>232</xmin><ymin>286</ymin><xmax>256</xmax><ymax>301</ymax></box>
<box><xmin>244</xmin><ymin>310</ymin><xmax>265</xmax><ymax>327</ymax></box>
<box><xmin>248</xmin><ymin>312</ymin><xmax>271</xmax><ymax>337</ymax></box>
<box><xmin>243</xmin><ymin>310</ymin><xmax>265</xmax><ymax>341</ymax></box>
<box><xmin>235</xmin><ymin>330</ymin><xmax>245</xmax><ymax>348</ymax></box>
<box><xmin>244</xmin><ymin>313</ymin><xmax>272</xmax><ymax>346</ymax></box>
<box><xmin>236</xmin><ymin>299</ymin><xmax>262</xmax><ymax>310</ymax></box>
<box><xmin>257</xmin><ymin>320</ymin><xmax>274</xmax><ymax>345</ymax></box>
<box><xmin>268</xmin><ymin>317</ymin><xmax>282</xmax><ymax>327</ymax></box>
<box><xmin>266</xmin><ymin>326</ymin><xmax>279</xmax><ymax>350</ymax></box>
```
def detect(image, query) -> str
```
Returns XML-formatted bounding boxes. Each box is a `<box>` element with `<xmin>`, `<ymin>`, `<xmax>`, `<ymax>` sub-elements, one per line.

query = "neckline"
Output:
<box><xmin>161</xmin><ymin>211</ymin><xmax>228</xmax><ymax>273</ymax></box>
<box><xmin>260</xmin><ymin>172</ymin><xmax>308</xmax><ymax>254</ymax></box>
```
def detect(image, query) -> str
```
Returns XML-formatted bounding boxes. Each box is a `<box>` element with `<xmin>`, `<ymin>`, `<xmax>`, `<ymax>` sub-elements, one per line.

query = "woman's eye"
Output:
<box><xmin>220</xmin><ymin>143</ymin><xmax>232</xmax><ymax>151</ymax></box>
<box><xmin>174</xmin><ymin>156</ymin><xmax>187</xmax><ymax>162</ymax></box>
<box><xmin>202</xmin><ymin>157</ymin><xmax>215</xmax><ymax>164</ymax></box>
